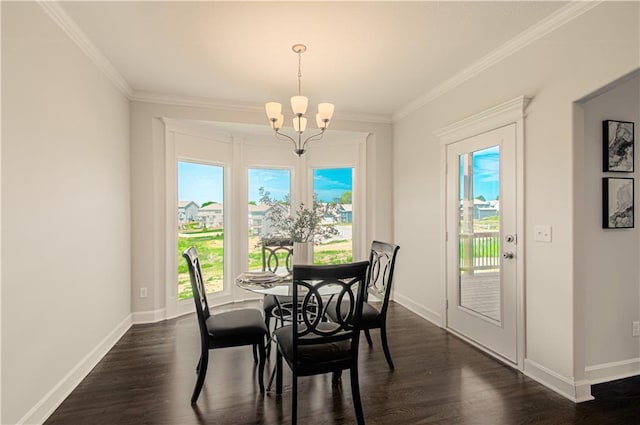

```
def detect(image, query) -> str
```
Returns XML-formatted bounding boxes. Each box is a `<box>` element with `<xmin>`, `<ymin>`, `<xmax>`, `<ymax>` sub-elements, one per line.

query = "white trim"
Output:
<box><xmin>16</xmin><ymin>315</ymin><xmax>133</xmax><ymax>425</ymax></box>
<box><xmin>435</xmin><ymin>96</ymin><xmax>532</xmax><ymax>142</ymax></box>
<box><xmin>524</xmin><ymin>359</ymin><xmax>594</xmax><ymax>403</ymax></box>
<box><xmin>393</xmin><ymin>1</ymin><xmax>602</xmax><ymax>121</ymax></box>
<box><xmin>585</xmin><ymin>358</ymin><xmax>640</xmax><ymax>384</ymax></box>
<box><xmin>393</xmin><ymin>292</ymin><xmax>444</xmax><ymax>328</ymax></box>
<box><xmin>131</xmin><ymin>308</ymin><xmax>167</xmax><ymax>324</ymax></box>
<box><xmin>132</xmin><ymin>91</ymin><xmax>392</xmax><ymax>124</ymax></box>
<box><xmin>574</xmin><ymin>380</ymin><xmax>594</xmax><ymax>403</ymax></box>
<box><xmin>37</xmin><ymin>1</ymin><xmax>133</xmax><ymax>97</ymax></box>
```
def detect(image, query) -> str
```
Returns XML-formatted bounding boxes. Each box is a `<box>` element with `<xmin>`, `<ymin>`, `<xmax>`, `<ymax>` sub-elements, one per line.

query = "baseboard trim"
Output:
<box><xmin>131</xmin><ymin>308</ymin><xmax>167</xmax><ymax>324</ymax></box>
<box><xmin>17</xmin><ymin>314</ymin><xmax>133</xmax><ymax>425</ymax></box>
<box><xmin>524</xmin><ymin>359</ymin><xmax>594</xmax><ymax>403</ymax></box>
<box><xmin>393</xmin><ymin>292</ymin><xmax>443</xmax><ymax>328</ymax></box>
<box><xmin>585</xmin><ymin>357</ymin><xmax>640</xmax><ymax>384</ymax></box>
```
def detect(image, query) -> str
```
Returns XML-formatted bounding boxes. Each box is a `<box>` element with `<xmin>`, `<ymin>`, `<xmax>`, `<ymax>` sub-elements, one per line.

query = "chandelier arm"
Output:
<box><xmin>300</xmin><ymin>130</ymin><xmax>326</xmax><ymax>151</ymax></box>
<box><xmin>274</xmin><ymin>130</ymin><xmax>298</xmax><ymax>147</ymax></box>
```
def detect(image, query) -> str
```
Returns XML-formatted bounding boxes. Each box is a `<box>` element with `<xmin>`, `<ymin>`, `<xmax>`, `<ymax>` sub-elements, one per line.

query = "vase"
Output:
<box><xmin>293</xmin><ymin>241</ymin><xmax>312</xmax><ymax>266</ymax></box>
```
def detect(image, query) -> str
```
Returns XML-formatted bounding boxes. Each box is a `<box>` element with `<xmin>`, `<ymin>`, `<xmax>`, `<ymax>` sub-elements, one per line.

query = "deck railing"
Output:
<box><xmin>459</xmin><ymin>231</ymin><xmax>500</xmax><ymax>272</ymax></box>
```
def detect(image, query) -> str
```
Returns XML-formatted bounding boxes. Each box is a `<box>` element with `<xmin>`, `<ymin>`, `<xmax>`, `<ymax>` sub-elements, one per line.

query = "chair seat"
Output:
<box><xmin>206</xmin><ymin>308</ymin><xmax>267</xmax><ymax>338</ymax></box>
<box><xmin>274</xmin><ymin>324</ymin><xmax>351</xmax><ymax>364</ymax></box>
<box><xmin>326</xmin><ymin>300</ymin><xmax>381</xmax><ymax>327</ymax></box>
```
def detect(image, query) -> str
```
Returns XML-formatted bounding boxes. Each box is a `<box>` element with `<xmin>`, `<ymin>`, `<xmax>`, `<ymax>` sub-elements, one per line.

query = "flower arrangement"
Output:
<box><xmin>259</xmin><ymin>188</ymin><xmax>339</xmax><ymax>243</ymax></box>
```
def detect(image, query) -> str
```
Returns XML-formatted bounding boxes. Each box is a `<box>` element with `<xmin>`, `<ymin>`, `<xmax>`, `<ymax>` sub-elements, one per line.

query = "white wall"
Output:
<box><xmin>576</xmin><ymin>73</ymin><xmax>640</xmax><ymax>383</ymax></box>
<box><xmin>393</xmin><ymin>2</ymin><xmax>639</xmax><ymax>400</ymax></box>
<box><xmin>1</xmin><ymin>3</ymin><xmax>131</xmax><ymax>424</ymax></box>
<box><xmin>129</xmin><ymin>101</ymin><xmax>393</xmax><ymax>316</ymax></box>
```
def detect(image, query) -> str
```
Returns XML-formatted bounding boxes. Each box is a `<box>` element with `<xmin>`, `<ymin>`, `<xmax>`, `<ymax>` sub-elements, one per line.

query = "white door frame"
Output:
<box><xmin>435</xmin><ymin>96</ymin><xmax>529</xmax><ymax>370</ymax></box>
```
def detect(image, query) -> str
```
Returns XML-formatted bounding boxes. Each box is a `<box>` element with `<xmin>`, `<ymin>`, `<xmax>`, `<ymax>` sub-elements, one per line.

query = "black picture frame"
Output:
<box><xmin>603</xmin><ymin>120</ymin><xmax>634</xmax><ymax>172</ymax></box>
<box><xmin>602</xmin><ymin>177</ymin><xmax>634</xmax><ymax>229</ymax></box>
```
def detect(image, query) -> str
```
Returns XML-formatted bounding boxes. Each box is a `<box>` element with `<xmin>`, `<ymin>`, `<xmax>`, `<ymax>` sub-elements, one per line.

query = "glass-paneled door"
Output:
<box><xmin>446</xmin><ymin>124</ymin><xmax>518</xmax><ymax>363</ymax></box>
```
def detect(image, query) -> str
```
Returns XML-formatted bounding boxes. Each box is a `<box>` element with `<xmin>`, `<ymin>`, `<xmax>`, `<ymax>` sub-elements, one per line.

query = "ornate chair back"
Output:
<box><xmin>367</xmin><ymin>241</ymin><xmax>400</xmax><ymax>320</ymax></box>
<box><xmin>261</xmin><ymin>237</ymin><xmax>294</xmax><ymax>274</ymax></box>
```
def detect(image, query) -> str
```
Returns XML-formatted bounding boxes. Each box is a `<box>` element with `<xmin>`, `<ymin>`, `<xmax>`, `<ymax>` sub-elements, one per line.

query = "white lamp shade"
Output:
<box><xmin>293</xmin><ymin>116</ymin><xmax>307</xmax><ymax>133</ymax></box>
<box><xmin>316</xmin><ymin>113</ymin><xmax>326</xmax><ymax>129</ymax></box>
<box><xmin>273</xmin><ymin>114</ymin><xmax>284</xmax><ymax>130</ymax></box>
<box><xmin>265</xmin><ymin>102</ymin><xmax>282</xmax><ymax>120</ymax></box>
<box><xmin>291</xmin><ymin>96</ymin><xmax>308</xmax><ymax>115</ymax></box>
<box><xmin>317</xmin><ymin>103</ymin><xmax>334</xmax><ymax>121</ymax></box>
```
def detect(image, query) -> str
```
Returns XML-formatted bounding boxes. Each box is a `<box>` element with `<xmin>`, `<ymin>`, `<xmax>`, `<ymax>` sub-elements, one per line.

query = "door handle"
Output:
<box><xmin>502</xmin><ymin>252</ymin><xmax>515</xmax><ymax>259</ymax></box>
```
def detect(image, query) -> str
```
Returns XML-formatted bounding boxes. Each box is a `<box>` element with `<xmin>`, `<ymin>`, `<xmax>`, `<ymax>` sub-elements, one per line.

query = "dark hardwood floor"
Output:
<box><xmin>45</xmin><ymin>302</ymin><xmax>640</xmax><ymax>425</ymax></box>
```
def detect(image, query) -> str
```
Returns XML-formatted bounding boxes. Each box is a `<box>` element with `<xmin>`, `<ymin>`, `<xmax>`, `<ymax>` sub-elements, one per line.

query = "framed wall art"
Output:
<box><xmin>602</xmin><ymin>177</ymin><xmax>634</xmax><ymax>229</ymax></box>
<box><xmin>603</xmin><ymin>120</ymin><xmax>634</xmax><ymax>172</ymax></box>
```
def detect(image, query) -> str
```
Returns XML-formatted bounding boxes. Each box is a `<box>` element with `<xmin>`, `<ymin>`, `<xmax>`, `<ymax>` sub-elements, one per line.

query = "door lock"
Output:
<box><xmin>505</xmin><ymin>234</ymin><xmax>516</xmax><ymax>244</ymax></box>
<box><xmin>502</xmin><ymin>252</ymin><xmax>515</xmax><ymax>259</ymax></box>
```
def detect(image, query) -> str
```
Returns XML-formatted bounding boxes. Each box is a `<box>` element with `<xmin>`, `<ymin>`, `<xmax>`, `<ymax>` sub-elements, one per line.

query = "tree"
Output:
<box><xmin>475</xmin><ymin>195</ymin><xmax>486</xmax><ymax>202</ymax></box>
<box><xmin>201</xmin><ymin>201</ymin><xmax>217</xmax><ymax>208</ymax></box>
<box><xmin>259</xmin><ymin>187</ymin><xmax>338</xmax><ymax>243</ymax></box>
<box><xmin>338</xmin><ymin>191</ymin><xmax>352</xmax><ymax>204</ymax></box>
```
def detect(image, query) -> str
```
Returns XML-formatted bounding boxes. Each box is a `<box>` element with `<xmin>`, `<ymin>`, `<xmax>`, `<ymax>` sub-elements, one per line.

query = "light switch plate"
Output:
<box><xmin>535</xmin><ymin>225</ymin><xmax>552</xmax><ymax>242</ymax></box>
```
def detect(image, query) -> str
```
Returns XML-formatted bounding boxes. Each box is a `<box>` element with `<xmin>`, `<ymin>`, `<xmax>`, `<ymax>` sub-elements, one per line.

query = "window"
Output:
<box><xmin>312</xmin><ymin>167</ymin><xmax>353</xmax><ymax>264</ymax></box>
<box><xmin>247</xmin><ymin>168</ymin><xmax>291</xmax><ymax>271</ymax></box>
<box><xmin>177</xmin><ymin>161</ymin><xmax>225</xmax><ymax>300</ymax></box>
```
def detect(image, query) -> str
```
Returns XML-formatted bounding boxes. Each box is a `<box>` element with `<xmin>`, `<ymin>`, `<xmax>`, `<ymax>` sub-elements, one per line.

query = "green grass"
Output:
<box><xmin>177</xmin><ymin>229</ymin><xmax>353</xmax><ymax>300</ymax></box>
<box><xmin>177</xmin><ymin>234</ymin><xmax>224</xmax><ymax>300</ymax></box>
<box><xmin>177</xmin><ymin>233</ymin><xmax>353</xmax><ymax>300</ymax></box>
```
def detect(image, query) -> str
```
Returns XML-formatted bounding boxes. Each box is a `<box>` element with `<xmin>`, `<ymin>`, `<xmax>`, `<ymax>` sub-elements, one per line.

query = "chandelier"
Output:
<box><xmin>265</xmin><ymin>44</ymin><xmax>334</xmax><ymax>157</ymax></box>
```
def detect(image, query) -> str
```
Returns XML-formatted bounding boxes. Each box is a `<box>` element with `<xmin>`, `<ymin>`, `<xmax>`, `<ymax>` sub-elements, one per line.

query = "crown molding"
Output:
<box><xmin>393</xmin><ymin>1</ymin><xmax>603</xmax><ymax>122</ymax></box>
<box><xmin>132</xmin><ymin>91</ymin><xmax>393</xmax><ymax>124</ymax></box>
<box><xmin>434</xmin><ymin>95</ymin><xmax>531</xmax><ymax>143</ymax></box>
<box><xmin>37</xmin><ymin>1</ymin><xmax>133</xmax><ymax>97</ymax></box>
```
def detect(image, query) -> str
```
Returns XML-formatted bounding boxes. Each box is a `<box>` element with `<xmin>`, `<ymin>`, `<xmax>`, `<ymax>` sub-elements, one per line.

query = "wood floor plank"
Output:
<box><xmin>44</xmin><ymin>302</ymin><xmax>640</xmax><ymax>425</ymax></box>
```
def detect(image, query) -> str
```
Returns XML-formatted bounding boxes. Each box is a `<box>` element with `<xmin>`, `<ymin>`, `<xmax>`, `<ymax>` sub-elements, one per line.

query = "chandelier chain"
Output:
<box><xmin>297</xmin><ymin>50</ymin><xmax>302</xmax><ymax>96</ymax></box>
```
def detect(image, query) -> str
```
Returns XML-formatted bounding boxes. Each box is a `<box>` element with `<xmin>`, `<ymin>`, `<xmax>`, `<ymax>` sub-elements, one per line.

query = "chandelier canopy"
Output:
<box><xmin>265</xmin><ymin>44</ymin><xmax>334</xmax><ymax>157</ymax></box>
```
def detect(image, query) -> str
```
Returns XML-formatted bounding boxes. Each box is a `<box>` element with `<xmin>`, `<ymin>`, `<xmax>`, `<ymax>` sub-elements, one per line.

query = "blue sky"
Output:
<box><xmin>459</xmin><ymin>146</ymin><xmax>500</xmax><ymax>201</ymax></box>
<box><xmin>178</xmin><ymin>161</ymin><xmax>224</xmax><ymax>205</ymax></box>
<box><xmin>179</xmin><ymin>162</ymin><xmax>353</xmax><ymax>204</ymax></box>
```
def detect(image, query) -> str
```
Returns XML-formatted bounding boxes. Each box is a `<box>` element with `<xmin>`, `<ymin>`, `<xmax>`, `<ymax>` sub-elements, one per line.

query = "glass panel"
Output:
<box><xmin>247</xmin><ymin>168</ymin><xmax>291</xmax><ymax>272</ymax></box>
<box><xmin>177</xmin><ymin>161</ymin><xmax>224</xmax><ymax>300</ymax></box>
<box><xmin>458</xmin><ymin>146</ymin><xmax>501</xmax><ymax>322</ymax></box>
<box><xmin>312</xmin><ymin>168</ymin><xmax>353</xmax><ymax>265</ymax></box>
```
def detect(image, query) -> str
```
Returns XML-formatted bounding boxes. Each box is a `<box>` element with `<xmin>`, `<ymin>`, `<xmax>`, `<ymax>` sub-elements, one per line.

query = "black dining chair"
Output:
<box><xmin>260</xmin><ymin>237</ymin><xmax>298</xmax><ymax>358</ymax></box>
<box><xmin>260</xmin><ymin>237</ymin><xmax>294</xmax><ymax>333</ymax></box>
<box><xmin>326</xmin><ymin>241</ymin><xmax>400</xmax><ymax>369</ymax></box>
<box><xmin>274</xmin><ymin>261</ymin><xmax>370</xmax><ymax>425</ymax></box>
<box><xmin>182</xmin><ymin>246</ymin><xmax>268</xmax><ymax>404</ymax></box>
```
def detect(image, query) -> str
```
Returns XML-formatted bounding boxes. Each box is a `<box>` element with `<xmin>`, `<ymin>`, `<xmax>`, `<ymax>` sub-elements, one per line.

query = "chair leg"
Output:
<box><xmin>257</xmin><ymin>340</ymin><xmax>266</xmax><ymax>393</ymax></box>
<box><xmin>350</xmin><ymin>364</ymin><xmax>365</xmax><ymax>425</ymax></box>
<box><xmin>252</xmin><ymin>343</ymin><xmax>258</xmax><ymax>364</ymax></box>
<box><xmin>191</xmin><ymin>350</ymin><xmax>209</xmax><ymax>404</ymax></box>
<box><xmin>276</xmin><ymin>349</ymin><xmax>283</xmax><ymax>395</ymax></box>
<box><xmin>364</xmin><ymin>329</ymin><xmax>373</xmax><ymax>346</ymax></box>
<box><xmin>380</xmin><ymin>324</ymin><xmax>395</xmax><ymax>370</ymax></box>
<box><xmin>265</xmin><ymin>314</ymin><xmax>272</xmax><ymax>356</ymax></box>
<box><xmin>292</xmin><ymin>372</ymin><xmax>298</xmax><ymax>425</ymax></box>
<box><xmin>332</xmin><ymin>370</ymin><xmax>342</xmax><ymax>384</ymax></box>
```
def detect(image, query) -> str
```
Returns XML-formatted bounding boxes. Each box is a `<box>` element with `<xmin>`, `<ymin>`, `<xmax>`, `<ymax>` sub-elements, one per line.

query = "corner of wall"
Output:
<box><xmin>16</xmin><ymin>316</ymin><xmax>132</xmax><ymax>425</ymax></box>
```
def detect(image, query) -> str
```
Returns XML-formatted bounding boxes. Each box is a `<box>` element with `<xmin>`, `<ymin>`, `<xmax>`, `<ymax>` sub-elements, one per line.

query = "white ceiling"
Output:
<box><xmin>59</xmin><ymin>1</ymin><xmax>568</xmax><ymax>121</ymax></box>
